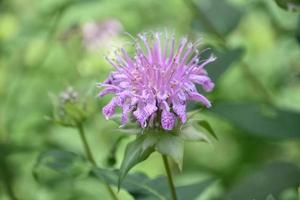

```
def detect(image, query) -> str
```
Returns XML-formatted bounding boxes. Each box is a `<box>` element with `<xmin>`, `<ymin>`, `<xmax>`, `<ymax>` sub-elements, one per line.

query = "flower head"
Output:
<box><xmin>98</xmin><ymin>32</ymin><xmax>216</xmax><ymax>130</ymax></box>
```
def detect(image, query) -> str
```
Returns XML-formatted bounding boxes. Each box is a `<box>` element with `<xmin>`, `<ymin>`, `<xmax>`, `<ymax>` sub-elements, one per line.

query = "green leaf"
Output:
<box><xmin>274</xmin><ymin>0</ymin><xmax>300</xmax><ymax>11</ymax></box>
<box><xmin>93</xmin><ymin>168</ymin><xmax>166</xmax><ymax>200</ymax></box>
<box><xmin>191</xmin><ymin>0</ymin><xmax>243</xmax><ymax>36</ymax></box>
<box><xmin>211</xmin><ymin>102</ymin><xmax>300</xmax><ymax>139</ymax></box>
<box><xmin>33</xmin><ymin>150</ymin><xmax>89</xmax><ymax>185</ymax></box>
<box><xmin>118</xmin><ymin>135</ymin><xmax>155</xmax><ymax>189</ymax></box>
<box><xmin>198</xmin><ymin>120</ymin><xmax>218</xmax><ymax>140</ymax></box>
<box><xmin>225</xmin><ymin>162</ymin><xmax>300</xmax><ymax>200</ymax></box>
<box><xmin>180</xmin><ymin>125</ymin><xmax>210</xmax><ymax>142</ymax></box>
<box><xmin>296</xmin><ymin>17</ymin><xmax>300</xmax><ymax>44</ymax></box>
<box><xmin>176</xmin><ymin>179</ymin><xmax>214</xmax><ymax>200</ymax></box>
<box><xmin>92</xmin><ymin>168</ymin><xmax>214</xmax><ymax>200</ymax></box>
<box><xmin>204</xmin><ymin>47</ymin><xmax>244</xmax><ymax>82</ymax></box>
<box><xmin>146</xmin><ymin>177</ymin><xmax>214</xmax><ymax>200</ymax></box>
<box><xmin>155</xmin><ymin>134</ymin><xmax>184</xmax><ymax>170</ymax></box>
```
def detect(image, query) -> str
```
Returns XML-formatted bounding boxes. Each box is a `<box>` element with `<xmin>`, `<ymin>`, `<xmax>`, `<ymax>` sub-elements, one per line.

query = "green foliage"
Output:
<box><xmin>204</xmin><ymin>47</ymin><xmax>244</xmax><ymax>82</ymax></box>
<box><xmin>118</xmin><ymin>135</ymin><xmax>155</xmax><ymax>189</ymax></box>
<box><xmin>93</xmin><ymin>167</ymin><xmax>214</xmax><ymax>200</ymax></box>
<box><xmin>274</xmin><ymin>0</ymin><xmax>300</xmax><ymax>11</ymax></box>
<box><xmin>118</xmin><ymin>119</ymin><xmax>215</xmax><ymax>187</ymax></box>
<box><xmin>226</xmin><ymin>162</ymin><xmax>300</xmax><ymax>200</ymax></box>
<box><xmin>33</xmin><ymin>150</ymin><xmax>90</xmax><ymax>184</ymax></box>
<box><xmin>189</xmin><ymin>0</ymin><xmax>243</xmax><ymax>36</ymax></box>
<box><xmin>211</xmin><ymin>102</ymin><xmax>300</xmax><ymax>139</ymax></box>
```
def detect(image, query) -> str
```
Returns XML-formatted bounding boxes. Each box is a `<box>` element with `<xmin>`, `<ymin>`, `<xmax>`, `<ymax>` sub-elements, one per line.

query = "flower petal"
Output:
<box><xmin>102</xmin><ymin>97</ymin><xmax>119</xmax><ymax>119</ymax></box>
<box><xmin>161</xmin><ymin>110</ymin><xmax>176</xmax><ymax>130</ymax></box>
<box><xmin>98</xmin><ymin>86</ymin><xmax>118</xmax><ymax>98</ymax></box>
<box><xmin>121</xmin><ymin>103</ymin><xmax>131</xmax><ymax>126</ymax></box>
<box><xmin>189</xmin><ymin>92</ymin><xmax>212</xmax><ymax>108</ymax></box>
<box><xmin>133</xmin><ymin>106</ymin><xmax>148</xmax><ymax>128</ymax></box>
<box><xmin>172</xmin><ymin>101</ymin><xmax>186</xmax><ymax>123</ymax></box>
<box><xmin>189</xmin><ymin>74</ymin><xmax>214</xmax><ymax>92</ymax></box>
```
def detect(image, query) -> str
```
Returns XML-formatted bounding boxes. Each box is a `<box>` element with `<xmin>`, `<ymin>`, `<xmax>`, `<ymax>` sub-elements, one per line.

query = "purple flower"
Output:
<box><xmin>98</xmin><ymin>32</ymin><xmax>216</xmax><ymax>130</ymax></box>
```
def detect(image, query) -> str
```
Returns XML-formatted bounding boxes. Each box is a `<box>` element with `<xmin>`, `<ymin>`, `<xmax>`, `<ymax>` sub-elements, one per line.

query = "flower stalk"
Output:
<box><xmin>76</xmin><ymin>123</ymin><xmax>118</xmax><ymax>200</ymax></box>
<box><xmin>162</xmin><ymin>155</ymin><xmax>178</xmax><ymax>200</ymax></box>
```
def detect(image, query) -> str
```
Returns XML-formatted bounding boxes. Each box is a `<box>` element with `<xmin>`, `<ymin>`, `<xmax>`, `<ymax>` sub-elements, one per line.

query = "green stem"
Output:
<box><xmin>76</xmin><ymin>123</ymin><xmax>118</xmax><ymax>200</ymax></box>
<box><xmin>162</xmin><ymin>155</ymin><xmax>177</xmax><ymax>200</ymax></box>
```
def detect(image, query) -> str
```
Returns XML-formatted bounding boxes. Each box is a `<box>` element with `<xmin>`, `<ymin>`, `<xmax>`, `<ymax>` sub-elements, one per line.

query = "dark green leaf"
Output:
<box><xmin>191</xmin><ymin>0</ymin><xmax>243</xmax><ymax>36</ymax></box>
<box><xmin>146</xmin><ymin>177</ymin><xmax>214</xmax><ymax>200</ymax></box>
<box><xmin>93</xmin><ymin>168</ymin><xmax>166</xmax><ymax>200</ymax></box>
<box><xmin>226</xmin><ymin>162</ymin><xmax>300</xmax><ymax>199</ymax></box>
<box><xmin>33</xmin><ymin>150</ymin><xmax>89</xmax><ymax>184</ymax></box>
<box><xmin>296</xmin><ymin>17</ymin><xmax>300</xmax><ymax>44</ymax></box>
<box><xmin>211</xmin><ymin>102</ymin><xmax>300</xmax><ymax>139</ymax></box>
<box><xmin>119</xmin><ymin>135</ymin><xmax>155</xmax><ymax>189</ymax></box>
<box><xmin>176</xmin><ymin>179</ymin><xmax>214</xmax><ymax>200</ymax></box>
<box><xmin>198</xmin><ymin>120</ymin><xmax>218</xmax><ymax>140</ymax></box>
<box><xmin>155</xmin><ymin>134</ymin><xmax>184</xmax><ymax>170</ymax></box>
<box><xmin>93</xmin><ymin>168</ymin><xmax>214</xmax><ymax>200</ymax></box>
<box><xmin>180</xmin><ymin>125</ymin><xmax>210</xmax><ymax>142</ymax></box>
<box><xmin>274</xmin><ymin>0</ymin><xmax>300</xmax><ymax>11</ymax></box>
<box><xmin>204</xmin><ymin>47</ymin><xmax>244</xmax><ymax>82</ymax></box>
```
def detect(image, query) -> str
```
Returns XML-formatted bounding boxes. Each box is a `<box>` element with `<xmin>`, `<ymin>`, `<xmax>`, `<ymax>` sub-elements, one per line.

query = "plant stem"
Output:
<box><xmin>162</xmin><ymin>155</ymin><xmax>177</xmax><ymax>200</ymax></box>
<box><xmin>76</xmin><ymin>123</ymin><xmax>118</xmax><ymax>200</ymax></box>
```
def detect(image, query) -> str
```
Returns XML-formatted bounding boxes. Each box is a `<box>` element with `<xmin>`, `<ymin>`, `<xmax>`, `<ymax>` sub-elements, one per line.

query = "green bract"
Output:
<box><xmin>117</xmin><ymin>111</ymin><xmax>217</xmax><ymax>188</ymax></box>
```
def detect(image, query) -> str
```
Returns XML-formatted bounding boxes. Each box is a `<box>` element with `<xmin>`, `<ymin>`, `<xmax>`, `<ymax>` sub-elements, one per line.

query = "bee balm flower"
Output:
<box><xmin>98</xmin><ymin>32</ymin><xmax>216</xmax><ymax>130</ymax></box>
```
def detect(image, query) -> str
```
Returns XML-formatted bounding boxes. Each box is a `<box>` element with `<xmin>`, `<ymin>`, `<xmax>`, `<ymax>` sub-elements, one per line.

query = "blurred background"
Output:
<box><xmin>0</xmin><ymin>0</ymin><xmax>299</xmax><ymax>199</ymax></box>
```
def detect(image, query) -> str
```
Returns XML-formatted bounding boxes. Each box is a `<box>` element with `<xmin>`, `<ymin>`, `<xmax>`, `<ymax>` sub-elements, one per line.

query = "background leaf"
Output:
<box><xmin>211</xmin><ymin>102</ymin><xmax>300</xmax><ymax>139</ymax></box>
<box><xmin>33</xmin><ymin>150</ymin><xmax>89</xmax><ymax>185</ymax></box>
<box><xmin>190</xmin><ymin>0</ymin><xmax>243</xmax><ymax>36</ymax></box>
<box><xmin>226</xmin><ymin>162</ymin><xmax>300</xmax><ymax>200</ymax></box>
<box><xmin>274</xmin><ymin>0</ymin><xmax>300</xmax><ymax>11</ymax></box>
<box><xmin>203</xmin><ymin>47</ymin><xmax>244</xmax><ymax>82</ymax></box>
<box><xmin>93</xmin><ymin>168</ymin><xmax>214</xmax><ymax>200</ymax></box>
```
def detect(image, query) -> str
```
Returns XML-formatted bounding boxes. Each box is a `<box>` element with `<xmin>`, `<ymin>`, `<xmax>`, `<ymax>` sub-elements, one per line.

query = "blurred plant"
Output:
<box><xmin>98</xmin><ymin>32</ymin><xmax>217</xmax><ymax>200</ymax></box>
<box><xmin>48</xmin><ymin>86</ymin><xmax>89</xmax><ymax>127</ymax></box>
<box><xmin>47</xmin><ymin>87</ymin><xmax>119</xmax><ymax>200</ymax></box>
<box><xmin>274</xmin><ymin>0</ymin><xmax>300</xmax><ymax>11</ymax></box>
<box><xmin>82</xmin><ymin>19</ymin><xmax>123</xmax><ymax>51</ymax></box>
